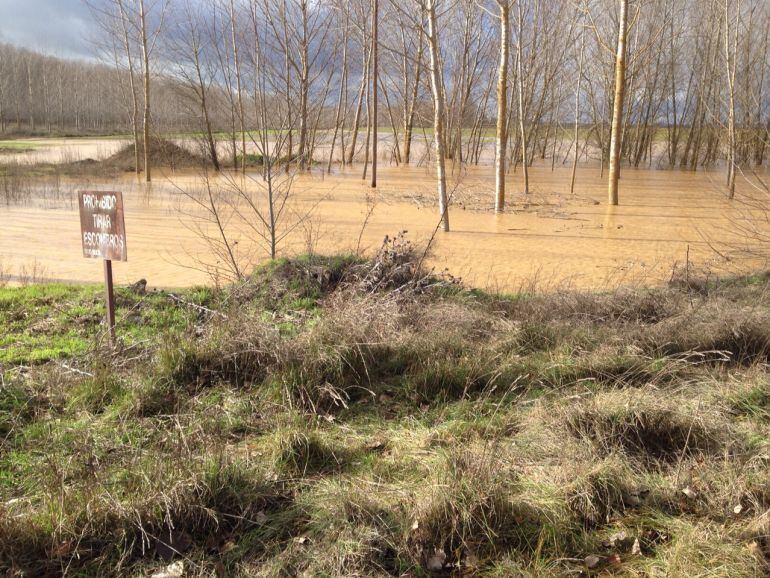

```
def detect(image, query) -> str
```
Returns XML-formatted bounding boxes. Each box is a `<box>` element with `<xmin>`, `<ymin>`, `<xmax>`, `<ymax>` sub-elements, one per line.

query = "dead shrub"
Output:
<box><xmin>404</xmin><ymin>354</ymin><xmax>496</xmax><ymax>402</ymax></box>
<box><xmin>494</xmin><ymin>287</ymin><xmax>682</xmax><ymax>326</ymax></box>
<box><xmin>344</xmin><ymin>232</ymin><xmax>460</xmax><ymax>296</ymax></box>
<box><xmin>415</xmin><ymin>299</ymin><xmax>510</xmax><ymax>342</ymax></box>
<box><xmin>158</xmin><ymin>319</ymin><xmax>279</xmax><ymax>384</ymax></box>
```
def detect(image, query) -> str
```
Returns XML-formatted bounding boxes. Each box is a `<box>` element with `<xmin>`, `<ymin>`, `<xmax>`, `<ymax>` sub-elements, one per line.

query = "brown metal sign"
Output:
<box><xmin>78</xmin><ymin>191</ymin><xmax>127</xmax><ymax>262</ymax></box>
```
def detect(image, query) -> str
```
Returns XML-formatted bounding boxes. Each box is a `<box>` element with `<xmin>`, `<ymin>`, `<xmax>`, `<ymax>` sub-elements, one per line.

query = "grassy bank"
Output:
<box><xmin>1</xmin><ymin>241</ymin><xmax>769</xmax><ymax>576</ymax></box>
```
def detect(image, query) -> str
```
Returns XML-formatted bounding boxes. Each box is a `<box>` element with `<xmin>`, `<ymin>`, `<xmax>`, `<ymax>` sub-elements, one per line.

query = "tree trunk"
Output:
<box><xmin>516</xmin><ymin>0</ymin><xmax>529</xmax><ymax>195</ymax></box>
<box><xmin>328</xmin><ymin>11</ymin><xmax>349</xmax><ymax>173</ymax></box>
<box><xmin>139</xmin><ymin>0</ymin><xmax>152</xmax><ymax>183</ymax></box>
<box><xmin>495</xmin><ymin>1</ymin><xmax>510</xmax><ymax>212</ymax></box>
<box><xmin>570</xmin><ymin>14</ymin><xmax>586</xmax><ymax>196</ymax></box>
<box><xmin>724</xmin><ymin>0</ymin><xmax>738</xmax><ymax>198</ymax></box>
<box><xmin>608</xmin><ymin>0</ymin><xmax>629</xmax><ymax>206</ymax></box>
<box><xmin>116</xmin><ymin>0</ymin><xmax>141</xmax><ymax>175</ymax></box>
<box><xmin>230</xmin><ymin>0</ymin><xmax>247</xmax><ymax>174</ymax></box>
<box><xmin>403</xmin><ymin>34</ymin><xmax>423</xmax><ymax>165</ymax></box>
<box><xmin>26</xmin><ymin>60</ymin><xmax>35</xmax><ymax>131</ymax></box>
<box><xmin>427</xmin><ymin>0</ymin><xmax>449</xmax><ymax>232</ymax></box>
<box><xmin>347</xmin><ymin>43</ymin><xmax>370</xmax><ymax>165</ymax></box>
<box><xmin>371</xmin><ymin>0</ymin><xmax>378</xmax><ymax>187</ymax></box>
<box><xmin>297</xmin><ymin>0</ymin><xmax>310</xmax><ymax>170</ymax></box>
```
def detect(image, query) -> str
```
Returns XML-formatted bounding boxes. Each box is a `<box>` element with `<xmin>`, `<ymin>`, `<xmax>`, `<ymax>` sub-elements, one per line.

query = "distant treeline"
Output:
<box><xmin>0</xmin><ymin>43</ymin><xmax>226</xmax><ymax>136</ymax></box>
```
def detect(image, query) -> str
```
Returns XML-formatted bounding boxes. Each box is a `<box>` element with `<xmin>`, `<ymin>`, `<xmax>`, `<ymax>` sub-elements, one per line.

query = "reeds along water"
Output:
<box><xmin>0</xmin><ymin>162</ymin><xmax>77</xmax><ymax>207</ymax></box>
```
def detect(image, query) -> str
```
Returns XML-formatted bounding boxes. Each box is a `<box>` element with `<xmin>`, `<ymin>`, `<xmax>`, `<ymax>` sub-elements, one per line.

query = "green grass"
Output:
<box><xmin>0</xmin><ymin>283</ymin><xmax>206</xmax><ymax>365</ymax></box>
<box><xmin>0</xmin><ymin>141</ymin><xmax>37</xmax><ymax>154</ymax></box>
<box><xmin>1</xmin><ymin>253</ymin><xmax>769</xmax><ymax>576</ymax></box>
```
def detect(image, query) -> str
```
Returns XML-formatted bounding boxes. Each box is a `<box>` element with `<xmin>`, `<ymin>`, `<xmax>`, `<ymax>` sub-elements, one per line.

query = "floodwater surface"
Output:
<box><xmin>1</xmin><ymin>152</ymin><xmax>768</xmax><ymax>291</ymax></box>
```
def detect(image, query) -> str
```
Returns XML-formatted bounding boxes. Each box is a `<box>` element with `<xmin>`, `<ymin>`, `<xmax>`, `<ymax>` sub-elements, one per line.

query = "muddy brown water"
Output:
<box><xmin>1</xmin><ymin>144</ymin><xmax>769</xmax><ymax>291</ymax></box>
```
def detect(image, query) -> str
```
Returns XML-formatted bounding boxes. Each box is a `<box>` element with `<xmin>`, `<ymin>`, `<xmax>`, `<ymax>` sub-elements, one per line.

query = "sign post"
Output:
<box><xmin>78</xmin><ymin>191</ymin><xmax>127</xmax><ymax>344</ymax></box>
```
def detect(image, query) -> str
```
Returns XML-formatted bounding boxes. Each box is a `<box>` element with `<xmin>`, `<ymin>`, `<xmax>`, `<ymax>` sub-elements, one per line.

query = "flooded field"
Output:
<box><xmin>1</xmin><ymin>139</ymin><xmax>768</xmax><ymax>291</ymax></box>
<box><xmin>0</xmin><ymin>137</ymin><xmax>127</xmax><ymax>164</ymax></box>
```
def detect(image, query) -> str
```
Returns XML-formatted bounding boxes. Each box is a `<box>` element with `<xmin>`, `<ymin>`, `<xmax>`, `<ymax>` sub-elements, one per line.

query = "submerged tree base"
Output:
<box><xmin>1</xmin><ymin>246</ymin><xmax>769</xmax><ymax>576</ymax></box>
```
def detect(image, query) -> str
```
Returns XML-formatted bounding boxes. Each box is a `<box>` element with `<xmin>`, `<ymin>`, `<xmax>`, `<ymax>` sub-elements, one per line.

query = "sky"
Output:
<box><xmin>0</xmin><ymin>0</ymin><xmax>101</xmax><ymax>60</ymax></box>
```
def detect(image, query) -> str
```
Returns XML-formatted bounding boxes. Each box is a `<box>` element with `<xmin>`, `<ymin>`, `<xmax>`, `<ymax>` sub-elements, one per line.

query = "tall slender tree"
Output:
<box><xmin>425</xmin><ymin>0</ymin><xmax>450</xmax><ymax>231</ymax></box>
<box><xmin>495</xmin><ymin>0</ymin><xmax>510</xmax><ymax>212</ymax></box>
<box><xmin>608</xmin><ymin>0</ymin><xmax>630</xmax><ymax>205</ymax></box>
<box><xmin>371</xmin><ymin>0</ymin><xmax>379</xmax><ymax>187</ymax></box>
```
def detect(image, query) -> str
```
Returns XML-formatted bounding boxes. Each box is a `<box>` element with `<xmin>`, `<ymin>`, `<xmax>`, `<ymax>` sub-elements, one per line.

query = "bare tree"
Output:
<box><xmin>117</xmin><ymin>0</ymin><xmax>142</xmax><ymax>176</ymax></box>
<box><xmin>515</xmin><ymin>0</ymin><xmax>529</xmax><ymax>195</ymax></box>
<box><xmin>228</xmin><ymin>0</ymin><xmax>247</xmax><ymax>174</ymax></box>
<box><xmin>328</xmin><ymin>4</ymin><xmax>351</xmax><ymax>173</ymax></box>
<box><xmin>723</xmin><ymin>0</ymin><xmax>740</xmax><ymax>197</ymax></box>
<box><xmin>608</xmin><ymin>0</ymin><xmax>629</xmax><ymax>205</ymax></box>
<box><xmin>371</xmin><ymin>0</ymin><xmax>379</xmax><ymax>187</ymax></box>
<box><xmin>139</xmin><ymin>0</ymin><xmax>152</xmax><ymax>181</ymax></box>
<box><xmin>570</xmin><ymin>2</ymin><xmax>587</xmax><ymax>195</ymax></box>
<box><xmin>494</xmin><ymin>0</ymin><xmax>510</xmax><ymax>212</ymax></box>
<box><xmin>425</xmin><ymin>0</ymin><xmax>450</xmax><ymax>231</ymax></box>
<box><xmin>169</xmin><ymin>0</ymin><xmax>221</xmax><ymax>170</ymax></box>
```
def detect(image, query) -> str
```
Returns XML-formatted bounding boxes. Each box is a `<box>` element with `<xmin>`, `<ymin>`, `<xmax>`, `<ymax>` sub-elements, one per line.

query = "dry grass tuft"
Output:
<box><xmin>564</xmin><ymin>394</ymin><xmax>729</xmax><ymax>467</ymax></box>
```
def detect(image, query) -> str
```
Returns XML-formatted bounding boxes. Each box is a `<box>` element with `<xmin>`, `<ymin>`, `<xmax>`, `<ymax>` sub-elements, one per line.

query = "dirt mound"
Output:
<box><xmin>104</xmin><ymin>137</ymin><xmax>207</xmax><ymax>171</ymax></box>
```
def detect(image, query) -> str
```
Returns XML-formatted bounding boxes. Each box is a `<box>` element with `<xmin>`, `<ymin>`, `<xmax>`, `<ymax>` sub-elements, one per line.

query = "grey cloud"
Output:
<box><xmin>0</xmin><ymin>0</ymin><xmax>103</xmax><ymax>59</ymax></box>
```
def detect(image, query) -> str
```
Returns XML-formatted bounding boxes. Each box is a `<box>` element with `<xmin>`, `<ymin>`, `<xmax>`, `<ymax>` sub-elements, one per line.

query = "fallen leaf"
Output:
<box><xmin>50</xmin><ymin>540</ymin><xmax>74</xmax><ymax>558</ymax></box>
<box><xmin>631</xmin><ymin>538</ymin><xmax>641</xmax><ymax>556</ymax></box>
<box><xmin>463</xmin><ymin>550</ymin><xmax>479</xmax><ymax>568</ymax></box>
<box><xmin>605</xmin><ymin>531</ymin><xmax>627</xmax><ymax>548</ymax></box>
<box><xmin>748</xmin><ymin>541</ymin><xmax>763</xmax><ymax>559</ymax></box>
<box><xmin>607</xmin><ymin>553</ymin><xmax>622</xmax><ymax>566</ymax></box>
<box><xmin>681</xmin><ymin>487</ymin><xmax>697</xmax><ymax>499</ymax></box>
<box><xmin>426</xmin><ymin>548</ymin><xmax>446</xmax><ymax>571</ymax></box>
<box><xmin>151</xmin><ymin>561</ymin><xmax>184</xmax><ymax>578</ymax></box>
<box><xmin>220</xmin><ymin>540</ymin><xmax>237</xmax><ymax>554</ymax></box>
<box><xmin>255</xmin><ymin>510</ymin><xmax>269</xmax><ymax>524</ymax></box>
<box><xmin>411</xmin><ymin>520</ymin><xmax>420</xmax><ymax>531</ymax></box>
<box><xmin>584</xmin><ymin>554</ymin><xmax>602</xmax><ymax>569</ymax></box>
<box><xmin>366</xmin><ymin>438</ymin><xmax>387</xmax><ymax>451</ymax></box>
